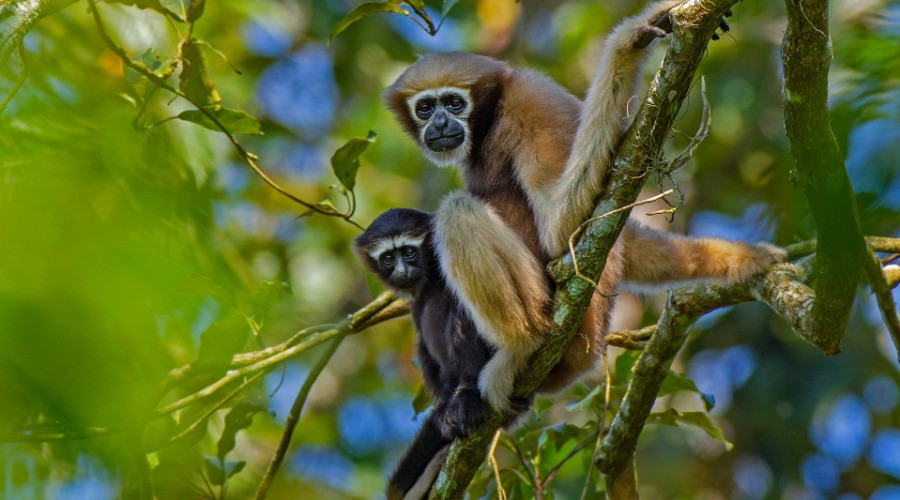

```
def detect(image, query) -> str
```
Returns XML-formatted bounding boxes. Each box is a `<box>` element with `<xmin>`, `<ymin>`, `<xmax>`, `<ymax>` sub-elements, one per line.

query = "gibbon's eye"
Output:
<box><xmin>415</xmin><ymin>101</ymin><xmax>434</xmax><ymax>119</ymax></box>
<box><xmin>446</xmin><ymin>95</ymin><xmax>466</xmax><ymax>113</ymax></box>
<box><xmin>401</xmin><ymin>246</ymin><xmax>417</xmax><ymax>260</ymax></box>
<box><xmin>379</xmin><ymin>253</ymin><xmax>395</xmax><ymax>267</ymax></box>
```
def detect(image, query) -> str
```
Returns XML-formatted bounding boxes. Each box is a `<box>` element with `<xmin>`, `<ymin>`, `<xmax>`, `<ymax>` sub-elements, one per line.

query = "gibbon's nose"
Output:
<box><xmin>433</xmin><ymin>111</ymin><xmax>448</xmax><ymax>131</ymax></box>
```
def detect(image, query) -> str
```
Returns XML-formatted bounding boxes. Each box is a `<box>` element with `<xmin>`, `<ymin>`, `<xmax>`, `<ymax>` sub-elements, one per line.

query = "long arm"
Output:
<box><xmin>433</xmin><ymin>191</ymin><xmax>551</xmax><ymax>412</ymax></box>
<box><xmin>536</xmin><ymin>0</ymin><xmax>682</xmax><ymax>257</ymax></box>
<box><xmin>620</xmin><ymin>221</ymin><xmax>786</xmax><ymax>287</ymax></box>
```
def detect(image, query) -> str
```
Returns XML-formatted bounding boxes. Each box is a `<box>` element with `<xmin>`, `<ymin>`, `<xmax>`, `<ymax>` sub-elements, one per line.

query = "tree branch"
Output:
<box><xmin>781</xmin><ymin>0</ymin><xmax>866</xmax><ymax>353</ymax></box>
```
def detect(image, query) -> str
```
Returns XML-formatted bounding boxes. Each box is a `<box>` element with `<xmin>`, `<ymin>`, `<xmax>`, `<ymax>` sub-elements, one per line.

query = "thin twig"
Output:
<box><xmin>488</xmin><ymin>430</ymin><xmax>508</xmax><ymax>500</ymax></box>
<box><xmin>170</xmin><ymin>370</ymin><xmax>265</xmax><ymax>443</ymax></box>
<box><xmin>254</xmin><ymin>335</ymin><xmax>347</xmax><ymax>500</ymax></box>
<box><xmin>567</xmin><ymin>189</ymin><xmax>675</xmax><ymax>290</ymax></box>
<box><xmin>0</xmin><ymin>42</ymin><xmax>27</xmax><ymax>114</ymax></box>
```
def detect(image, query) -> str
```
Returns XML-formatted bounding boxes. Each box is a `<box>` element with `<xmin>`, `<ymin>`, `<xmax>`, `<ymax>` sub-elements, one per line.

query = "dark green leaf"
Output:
<box><xmin>658</xmin><ymin>371</ymin><xmax>715</xmax><ymax>411</ymax></box>
<box><xmin>441</xmin><ymin>0</ymin><xmax>460</xmax><ymax>17</ymax></box>
<box><xmin>331</xmin><ymin>131</ymin><xmax>377</xmax><ymax>191</ymax></box>
<box><xmin>329</xmin><ymin>3</ymin><xmax>409</xmax><ymax>40</ymax></box>
<box><xmin>186</xmin><ymin>0</ymin><xmax>205</xmax><ymax>21</ymax></box>
<box><xmin>411</xmin><ymin>383</ymin><xmax>431</xmax><ymax>415</ymax></box>
<box><xmin>151</xmin><ymin>461</ymin><xmax>200</xmax><ymax>498</ymax></box>
<box><xmin>203</xmin><ymin>457</ymin><xmax>246</xmax><ymax>485</ymax></box>
<box><xmin>176</xmin><ymin>107</ymin><xmax>262</xmax><ymax>135</ymax></box>
<box><xmin>614</xmin><ymin>351</ymin><xmax>639</xmax><ymax>383</ymax></box>
<box><xmin>565</xmin><ymin>385</ymin><xmax>601</xmax><ymax>412</ymax></box>
<box><xmin>179</xmin><ymin>40</ymin><xmax>220</xmax><ymax>107</ymax></box>
<box><xmin>217</xmin><ymin>403</ymin><xmax>267</xmax><ymax>462</ymax></box>
<box><xmin>648</xmin><ymin>408</ymin><xmax>733</xmax><ymax>450</ymax></box>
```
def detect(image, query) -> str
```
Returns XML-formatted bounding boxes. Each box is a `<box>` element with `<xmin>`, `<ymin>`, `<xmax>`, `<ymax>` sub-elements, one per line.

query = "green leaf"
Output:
<box><xmin>101</xmin><ymin>0</ymin><xmax>183</xmax><ymax>21</ymax></box>
<box><xmin>124</xmin><ymin>49</ymin><xmax>165</xmax><ymax>84</ymax></box>
<box><xmin>441</xmin><ymin>0</ymin><xmax>460</xmax><ymax>17</ymax></box>
<box><xmin>329</xmin><ymin>3</ymin><xmax>410</xmax><ymax>40</ymax></box>
<box><xmin>648</xmin><ymin>409</ymin><xmax>733</xmax><ymax>451</ymax></box>
<box><xmin>217</xmin><ymin>403</ymin><xmax>267</xmax><ymax>462</ymax></box>
<box><xmin>179</xmin><ymin>40</ymin><xmax>220</xmax><ymax>107</ymax></box>
<box><xmin>176</xmin><ymin>107</ymin><xmax>262</xmax><ymax>135</ymax></box>
<box><xmin>658</xmin><ymin>371</ymin><xmax>715</xmax><ymax>411</ymax></box>
<box><xmin>331</xmin><ymin>131</ymin><xmax>377</xmax><ymax>191</ymax></box>
<box><xmin>186</xmin><ymin>0</ymin><xmax>205</xmax><ymax>21</ymax></box>
<box><xmin>614</xmin><ymin>351</ymin><xmax>639</xmax><ymax>383</ymax></box>
<box><xmin>250</xmin><ymin>280</ymin><xmax>292</xmax><ymax>318</ymax></box>
<box><xmin>411</xmin><ymin>383</ymin><xmax>431</xmax><ymax>415</ymax></box>
<box><xmin>197</xmin><ymin>312</ymin><xmax>249</xmax><ymax>362</ymax></box>
<box><xmin>203</xmin><ymin>457</ymin><xmax>246</xmax><ymax>485</ymax></box>
<box><xmin>565</xmin><ymin>384</ymin><xmax>601</xmax><ymax>412</ymax></box>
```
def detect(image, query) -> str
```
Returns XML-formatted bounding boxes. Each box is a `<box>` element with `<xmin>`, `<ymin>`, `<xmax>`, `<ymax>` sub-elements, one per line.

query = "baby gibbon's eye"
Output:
<box><xmin>401</xmin><ymin>246</ymin><xmax>417</xmax><ymax>260</ymax></box>
<box><xmin>380</xmin><ymin>253</ymin><xmax>395</xmax><ymax>267</ymax></box>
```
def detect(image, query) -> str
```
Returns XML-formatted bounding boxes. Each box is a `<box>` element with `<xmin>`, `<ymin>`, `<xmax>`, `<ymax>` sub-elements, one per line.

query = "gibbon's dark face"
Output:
<box><xmin>354</xmin><ymin>209</ymin><xmax>435</xmax><ymax>293</ymax></box>
<box><xmin>407</xmin><ymin>87</ymin><xmax>473</xmax><ymax>166</ymax></box>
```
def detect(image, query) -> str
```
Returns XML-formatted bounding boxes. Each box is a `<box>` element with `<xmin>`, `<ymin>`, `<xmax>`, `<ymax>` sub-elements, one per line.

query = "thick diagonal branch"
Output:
<box><xmin>781</xmin><ymin>0</ymin><xmax>866</xmax><ymax>353</ymax></box>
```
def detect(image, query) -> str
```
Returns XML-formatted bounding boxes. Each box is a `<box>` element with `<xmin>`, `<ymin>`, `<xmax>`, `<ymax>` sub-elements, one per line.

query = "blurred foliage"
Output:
<box><xmin>0</xmin><ymin>0</ymin><xmax>898</xmax><ymax>498</ymax></box>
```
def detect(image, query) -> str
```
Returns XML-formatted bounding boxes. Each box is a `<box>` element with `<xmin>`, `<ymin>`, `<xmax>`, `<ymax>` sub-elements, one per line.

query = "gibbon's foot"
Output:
<box><xmin>634</xmin><ymin>2</ymin><xmax>735</xmax><ymax>48</ymax></box>
<box><xmin>633</xmin><ymin>7</ymin><xmax>674</xmax><ymax>49</ymax></box>
<box><xmin>743</xmin><ymin>243</ymin><xmax>788</xmax><ymax>278</ymax></box>
<box><xmin>440</xmin><ymin>388</ymin><xmax>487</xmax><ymax>438</ymax></box>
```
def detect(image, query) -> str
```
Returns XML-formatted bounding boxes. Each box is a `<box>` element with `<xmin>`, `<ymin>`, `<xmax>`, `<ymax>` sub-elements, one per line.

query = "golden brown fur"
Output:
<box><xmin>384</xmin><ymin>1</ymin><xmax>784</xmax><ymax>413</ymax></box>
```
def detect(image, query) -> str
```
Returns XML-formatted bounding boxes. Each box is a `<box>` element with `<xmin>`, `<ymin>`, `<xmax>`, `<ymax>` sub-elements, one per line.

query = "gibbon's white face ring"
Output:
<box><xmin>406</xmin><ymin>87</ymin><xmax>473</xmax><ymax>168</ymax></box>
<box><xmin>367</xmin><ymin>234</ymin><xmax>425</xmax><ymax>260</ymax></box>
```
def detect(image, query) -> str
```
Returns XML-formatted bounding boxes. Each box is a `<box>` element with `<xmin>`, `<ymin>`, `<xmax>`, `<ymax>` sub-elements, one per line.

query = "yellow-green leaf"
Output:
<box><xmin>176</xmin><ymin>107</ymin><xmax>262</xmax><ymax>135</ymax></box>
<box><xmin>329</xmin><ymin>2</ymin><xmax>409</xmax><ymax>40</ymax></box>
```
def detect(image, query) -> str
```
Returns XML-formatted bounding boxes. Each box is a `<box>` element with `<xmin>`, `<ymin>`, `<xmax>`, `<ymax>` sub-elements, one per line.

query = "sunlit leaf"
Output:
<box><xmin>331</xmin><ymin>131</ymin><xmax>377</xmax><ymax>191</ymax></box>
<box><xmin>101</xmin><ymin>0</ymin><xmax>183</xmax><ymax>21</ymax></box>
<box><xmin>648</xmin><ymin>409</ymin><xmax>733</xmax><ymax>451</ymax></box>
<box><xmin>176</xmin><ymin>107</ymin><xmax>262</xmax><ymax>135</ymax></box>
<box><xmin>250</xmin><ymin>280</ymin><xmax>292</xmax><ymax>318</ymax></box>
<box><xmin>217</xmin><ymin>403</ymin><xmax>267</xmax><ymax>462</ymax></box>
<box><xmin>329</xmin><ymin>2</ymin><xmax>410</xmax><ymax>40</ymax></box>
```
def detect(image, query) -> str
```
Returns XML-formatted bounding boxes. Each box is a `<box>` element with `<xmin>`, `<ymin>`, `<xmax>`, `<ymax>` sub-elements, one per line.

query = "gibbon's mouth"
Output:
<box><xmin>425</xmin><ymin>133</ymin><xmax>464</xmax><ymax>152</ymax></box>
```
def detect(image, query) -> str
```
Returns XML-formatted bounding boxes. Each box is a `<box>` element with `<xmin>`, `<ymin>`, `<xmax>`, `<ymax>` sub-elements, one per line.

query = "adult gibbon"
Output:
<box><xmin>383</xmin><ymin>1</ymin><xmax>784</xmax><ymax>413</ymax></box>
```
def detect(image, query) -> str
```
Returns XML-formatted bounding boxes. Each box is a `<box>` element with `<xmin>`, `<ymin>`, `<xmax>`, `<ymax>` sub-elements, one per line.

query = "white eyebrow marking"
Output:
<box><xmin>405</xmin><ymin>87</ymin><xmax>473</xmax><ymax>124</ymax></box>
<box><xmin>368</xmin><ymin>235</ymin><xmax>425</xmax><ymax>260</ymax></box>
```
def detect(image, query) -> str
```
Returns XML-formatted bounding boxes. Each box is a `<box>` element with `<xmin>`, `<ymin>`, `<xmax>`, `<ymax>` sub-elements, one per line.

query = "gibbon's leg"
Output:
<box><xmin>620</xmin><ymin>220</ymin><xmax>787</xmax><ymax>287</ymax></box>
<box><xmin>434</xmin><ymin>191</ymin><xmax>551</xmax><ymax>412</ymax></box>
<box><xmin>386</xmin><ymin>412</ymin><xmax>450</xmax><ymax>500</ymax></box>
<box><xmin>537</xmin><ymin>0</ymin><xmax>683</xmax><ymax>257</ymax></box>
